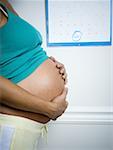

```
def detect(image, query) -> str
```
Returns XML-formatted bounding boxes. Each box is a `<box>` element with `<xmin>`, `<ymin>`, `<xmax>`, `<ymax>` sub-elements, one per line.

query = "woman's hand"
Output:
<box><xmin>47</xmin><ymin>87</ymin><xmax>68</xmax><ymax>120</ymax></box>
<box><xmin>49</xmin><ymin>56</ymin><xmax>68</xmax><ymax>84</ymax></box>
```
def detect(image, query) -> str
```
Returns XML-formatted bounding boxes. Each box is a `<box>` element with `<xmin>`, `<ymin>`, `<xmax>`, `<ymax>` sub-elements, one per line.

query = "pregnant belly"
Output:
<box><xmin>17</xmin><ymin>58</ymin><xmax>65</xmax><ymax>101</ymax></box>
<box><xmin>1</xmin><ymin>58</ymin><xmax>65</xmax><ymax>124</ymax></box>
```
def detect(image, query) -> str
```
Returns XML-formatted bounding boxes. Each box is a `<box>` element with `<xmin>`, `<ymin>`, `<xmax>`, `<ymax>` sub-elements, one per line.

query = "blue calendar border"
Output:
<box><xmin>45</xmin><ymin>0</ymin><xmax>112</xmax><ymax>47</ymax></box>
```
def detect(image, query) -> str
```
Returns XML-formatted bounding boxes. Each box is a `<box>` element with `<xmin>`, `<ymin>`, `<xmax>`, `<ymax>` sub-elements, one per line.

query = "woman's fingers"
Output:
<box><xmin>57</xmin><ymin>64</ymin><xmax>68</xmax><ymax>83</ymax></box>
<box><xmin>50</xmin><ymin>87</ymin><xmax>68</xmax><ymax>120</ymax></box>
<box><xmin>60</xmin><ymin>87</ymin><xmax>68</xmax><ymax>100</ymax></box>
<box><xmin>53</xmin><ymin>100</ymin><xmax>68</xmax><ymax>121</ymax></box>
<box><xmin>49</xmin><ymin>56</ymin><xmax>56</xmax><ymax>62</ymax></box>
<box><xmin>49</xmin><ymin>56</ymin><xmax>68</xmax><ymax>84</ymax></box>
<box><xmin>62</xmin><ymin>73</ymin><xmax>67</xmax><ymax>79</ymax></box>
<box><xmin>60</xmin><ymin>68</ymin><xmax>65</xmax><ymax>74</ymax></box>
<box><xmin>56</xmin><ymin>62</ymin><xmax>64</xmax><ymax>69</ymax></box>
<box><xmin>60</xmin><ymin>70</ymin><xmax>68</xmax><ymax>84</ymax></box>
<box><xmin>64</xmin><ymin>78</ymin><xmax>68</xmax><ymax>84</ymax></box>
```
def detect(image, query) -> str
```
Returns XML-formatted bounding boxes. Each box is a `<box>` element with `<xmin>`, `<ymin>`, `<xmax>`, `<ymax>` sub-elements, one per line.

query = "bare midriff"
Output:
<box><xmin>1</xmin><ymin>58</ymin><xmax>65</xmax><ymax>123</ymax></box>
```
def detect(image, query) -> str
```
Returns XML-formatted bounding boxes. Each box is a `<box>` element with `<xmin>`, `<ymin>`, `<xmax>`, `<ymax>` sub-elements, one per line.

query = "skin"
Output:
<box><xmin>0</xmin><ymin>9</ymin><xmax>7</xmax><ymax>27</ymax></box>
<box><xmin>0</xmin><ymin>76</ymin><xmax>68</xmax><ymax>123</ymax></box>
<box><xmin>0</xmin><ymin>1</ymin><xmax>68</xmax><ymax>123</ymax></box>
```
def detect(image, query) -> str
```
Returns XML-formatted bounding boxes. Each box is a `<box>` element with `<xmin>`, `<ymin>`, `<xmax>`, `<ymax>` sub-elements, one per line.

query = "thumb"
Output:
<box><xmin>60</xmin><ymin>87</ymin><xmax>68</xmax><ymax>99</ymax></box>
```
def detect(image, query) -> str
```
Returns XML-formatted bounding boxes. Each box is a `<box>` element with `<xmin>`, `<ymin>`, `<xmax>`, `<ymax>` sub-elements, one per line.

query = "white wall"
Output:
<box><xmin>9</xmin><ymin>0</ymin><xmax>113</xmax><ymax>150</ymax></box>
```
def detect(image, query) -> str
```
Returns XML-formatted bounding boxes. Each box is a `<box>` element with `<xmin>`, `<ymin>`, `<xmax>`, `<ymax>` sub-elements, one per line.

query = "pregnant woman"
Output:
<box><xmin>0</xmin><ymin>1</ymin><xmax>68</xmax><ymax>149</ymax></box>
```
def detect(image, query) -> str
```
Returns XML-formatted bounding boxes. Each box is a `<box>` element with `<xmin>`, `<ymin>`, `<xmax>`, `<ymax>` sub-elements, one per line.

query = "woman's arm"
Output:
<box><xmin>0</xmin><ymin>76</ymin><xmax>68</xmax><ymax>120</ymax></box>
<box><xmin>0</xmin><ymin>103</ymin><xmax>51</xmax><ymax>123</ymax></box>
<box><xmin>0</xmin><ymin>0</ymin><xmax>18</xmax><ymax>15</ymax></box>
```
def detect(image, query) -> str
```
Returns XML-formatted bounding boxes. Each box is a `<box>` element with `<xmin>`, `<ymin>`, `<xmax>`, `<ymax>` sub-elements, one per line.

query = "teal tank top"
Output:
<box><xmin>0</xmin><ymin>2</ymin><xmax>49</xmax><ymax>84</ymax></box>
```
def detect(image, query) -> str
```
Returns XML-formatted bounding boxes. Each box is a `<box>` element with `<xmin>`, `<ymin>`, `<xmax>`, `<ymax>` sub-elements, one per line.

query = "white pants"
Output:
<box><xmin>0</xmin><ymin>114</ymin><xmax>48</xmax><ymax>150</ymax></box>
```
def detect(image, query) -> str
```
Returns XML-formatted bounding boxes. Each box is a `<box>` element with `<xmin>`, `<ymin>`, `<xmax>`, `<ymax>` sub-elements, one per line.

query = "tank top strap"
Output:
<box><xmin>0</xmin><ymin>1</ymin><xmax>10</xmax><ymax>14</ymax></box>
<box><xmin>0</xmin><ymin>2</ymin><xmax>12</xmax><ymax>30</ymax></box>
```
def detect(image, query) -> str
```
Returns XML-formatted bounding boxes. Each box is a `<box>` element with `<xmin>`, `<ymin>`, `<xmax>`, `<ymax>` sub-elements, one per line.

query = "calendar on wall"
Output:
<box><xmin>45</xmin><ymin>0</ymin><xmax>112</xmax><ymax>46</ymax></box>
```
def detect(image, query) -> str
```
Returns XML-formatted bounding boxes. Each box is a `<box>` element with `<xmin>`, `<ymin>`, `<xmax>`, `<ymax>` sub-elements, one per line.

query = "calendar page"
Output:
<box><xmin>45</xmin><ymin>0</ymin><xmax>112</xmax><ymax>46</ymax></box>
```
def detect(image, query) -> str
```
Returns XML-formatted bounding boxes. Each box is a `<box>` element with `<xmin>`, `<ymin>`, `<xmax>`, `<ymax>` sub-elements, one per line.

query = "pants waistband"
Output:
<box><xmin>0</xmin><ymin>114</ymin><xmax>47</xmax><ymax>131</ymax></box>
